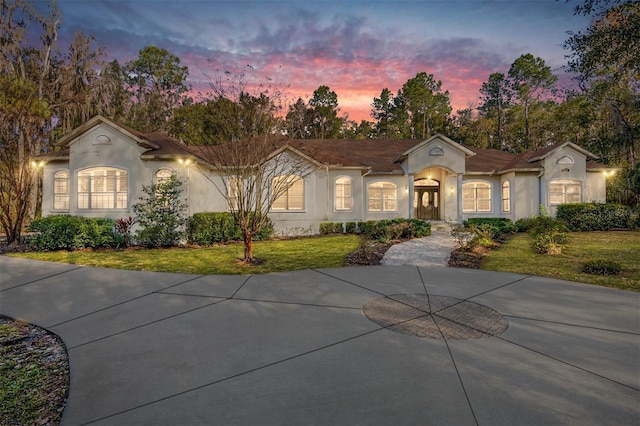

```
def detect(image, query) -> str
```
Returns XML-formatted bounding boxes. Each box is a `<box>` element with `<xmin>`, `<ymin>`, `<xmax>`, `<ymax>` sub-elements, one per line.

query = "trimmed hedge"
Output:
<box><xmin>556</xmin><ymin>203</ymin><xmax>634</xmax><ymax>231</ymax></box>
<box><xmin>28</xmin><ymin>215</ymin><xmax>119</xmax><ymax>251</ymax></box>
<box><xmin>320</xmin><ymin>218</ymin><xmax>431</xmax><ymax>242</ymax></box>
<box><xmin>187</xmin><ymin>212</ymin><xmax>273</xmax><ymax>245</ymax></box>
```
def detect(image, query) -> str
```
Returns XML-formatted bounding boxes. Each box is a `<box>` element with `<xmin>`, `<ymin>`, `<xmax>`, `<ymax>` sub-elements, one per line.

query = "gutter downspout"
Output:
<box><xmin>325</xmin><ymin>163</ymin><xmax>330</xmax><ymax>221</ymax></box>
<box><xmin>537</xmin><ymin>166</ymin><xmax>545</xmax><ymax>216</ymax></box>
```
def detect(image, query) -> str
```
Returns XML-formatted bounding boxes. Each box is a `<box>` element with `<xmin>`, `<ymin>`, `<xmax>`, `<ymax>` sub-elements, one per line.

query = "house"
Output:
<box><xmin>38</xmin><ymin>115</ymin><xmax>614</xmax><ymax>236</ymax></box>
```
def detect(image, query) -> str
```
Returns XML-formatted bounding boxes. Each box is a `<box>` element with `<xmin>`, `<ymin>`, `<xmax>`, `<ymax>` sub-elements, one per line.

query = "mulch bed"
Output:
<box><xmin>0</xmin><ymin>315</ymin><xmax>69</xmax><ymax>425</ymax></box>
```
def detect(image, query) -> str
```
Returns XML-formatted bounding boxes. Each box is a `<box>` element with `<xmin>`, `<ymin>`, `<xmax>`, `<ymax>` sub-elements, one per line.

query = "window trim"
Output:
<box><xmin>334</xmin><ymin>176</ymin><xmax>352</xmax><ymax>212</ymax></box>
<box><xmin>501</xmin><ymin>180</ymin><xmax>511</xmax><ymax>213</ymax></box>
<box><xmin>77</xmin><ymin>166</ymin><xmax>129</xmax><ymax>210</ymax></box>
<box><xmin>367</xmin><ymin>181</ymin><xmax>398</xmax><ymax>212</ymax></box>
<box><xmin>549</xmin><ymin>179</ymin><xmax>582</xmax><ymax>205</ymax></box>
<box><xmin>462</xmin><ymin>181</ymin><xmax>492</xmax><ymax>213</ymax></box>
<box><xmin>53</xmin><ymin>169</ymin><xmax>70</xmax><ymax>211</ymax></box>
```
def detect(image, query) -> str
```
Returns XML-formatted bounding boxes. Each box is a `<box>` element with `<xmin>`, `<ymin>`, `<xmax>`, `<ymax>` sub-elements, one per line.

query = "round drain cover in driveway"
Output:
<box><xmin>362</xmin><ymin>294</ymin><xmax>508</xmax><ymax>340</ymax></box>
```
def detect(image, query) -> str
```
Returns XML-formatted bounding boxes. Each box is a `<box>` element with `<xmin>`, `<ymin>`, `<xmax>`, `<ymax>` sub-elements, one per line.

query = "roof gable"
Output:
<box><xmin>57</xmin><ymin>115</ymin><xmax>159</xmax><ymax>150</ymax></box>
<box><xmin>397</xmin><ymin>134</ymin><xmax>476</xmax><ymax>162</ymax></box>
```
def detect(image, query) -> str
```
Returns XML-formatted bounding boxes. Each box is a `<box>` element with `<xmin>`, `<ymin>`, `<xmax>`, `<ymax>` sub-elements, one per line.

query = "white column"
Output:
<box><xmin>408</xmin><ymin>175</ymin><xmax>414</xmax><ymax>219</ymax></box>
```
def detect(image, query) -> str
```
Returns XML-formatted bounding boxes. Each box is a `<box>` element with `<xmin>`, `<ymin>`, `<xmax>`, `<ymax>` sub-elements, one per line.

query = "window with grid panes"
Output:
<box><xmin>367</xmin><ymin>181</ymin><xmax>397</xmax><ymax>212</ymax></box>
<box><xmin>77</xmin><ymin>167</ymin><xmax>128</xmax><ymax>209</ymax></box>
<box><xmin>272</xmin><ymin>175</ymin><xmax>304</xmax><ymax>210</ymax></box>
<box><xmin>462</xmin><ymin>181</ymin><xmax>491</xmax><ymax>212</ymax></box>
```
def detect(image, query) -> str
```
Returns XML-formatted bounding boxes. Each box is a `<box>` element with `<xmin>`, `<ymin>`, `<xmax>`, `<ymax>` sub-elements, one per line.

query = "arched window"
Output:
<box><xmin>53</xmin><ymin>170</ymin><xmax>69</xmax><ymax>211</ymax></box>
<box><xmin>335</xmin><ymin>177</ymin><xmax>352</xmax><ymax>211</ymax></box>
<box><xmin>155</xmin><ymin>168</ymin><xmax>175</xmax><ymax>184</ymax></box>
<box><xmin>501</xmin><ymin>181</ymin><xmax>511</xmax><ymax>212</ymax></box>
<box><xmin>463</xmin><ymin>181</ymin><xmax>491</xmax><ymax>212</ymax></box>
<box><xmin>78</xmin><ymin>167</ymin><xmax>128</xmax><ymax>209</ymax></box>
<box><xmin>272</xmin><ymin>175</ymin><xmax>304</xmax><ymax>211</ymax></box>
<box><xmin>550</xmin><ymin>179</ymin><xmax>581</xmax><ymax>204</ymax></box>
<box><xmin>368</xmin><ymin>181</ymin><xmax>397</xmax><ymax>212</ymax></box>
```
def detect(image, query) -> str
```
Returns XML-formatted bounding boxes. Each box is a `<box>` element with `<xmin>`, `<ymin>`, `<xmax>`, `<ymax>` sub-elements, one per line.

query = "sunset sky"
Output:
<box><xmin>51</xmin><ymin>0</ymin><xmax>592</xmax><ymax>122</ymax></box>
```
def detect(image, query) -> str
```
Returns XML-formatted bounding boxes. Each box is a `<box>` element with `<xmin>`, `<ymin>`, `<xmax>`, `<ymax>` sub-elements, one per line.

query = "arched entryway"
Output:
<box><xmin>414</xmin><ymin>178</ymin><xmax>440</xmax><ymax>220</ymax></box>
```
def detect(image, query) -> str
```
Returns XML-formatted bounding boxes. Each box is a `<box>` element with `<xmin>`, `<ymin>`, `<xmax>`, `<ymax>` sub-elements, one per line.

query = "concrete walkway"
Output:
<box><xmin>381</xmin><ymin>230</ymin><xmax>457</xmax><ymax>267</ymax></box>
<box><xmin>1</xmin><ymin>255</ymin><xmax>639</xmax><ymax>425</ymax></box>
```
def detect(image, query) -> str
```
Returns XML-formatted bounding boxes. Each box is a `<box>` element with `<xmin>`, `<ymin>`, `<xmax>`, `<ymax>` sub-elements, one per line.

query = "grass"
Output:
<box><xmin>481</xmin><ymin>231</ymin><xmax>640</xmax><ymax>292</ymax></box>
<box><xmin>7</xmin><ymin>235</ymin><xmax>361</xmax><ymax>275</ymax></box>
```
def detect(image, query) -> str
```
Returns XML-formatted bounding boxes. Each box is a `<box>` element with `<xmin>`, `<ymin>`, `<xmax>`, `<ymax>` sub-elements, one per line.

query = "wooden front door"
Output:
<box><xmin>415</xmin><ymin>188</ymin><xmax>439</xmax><ymax>220</ymax></box>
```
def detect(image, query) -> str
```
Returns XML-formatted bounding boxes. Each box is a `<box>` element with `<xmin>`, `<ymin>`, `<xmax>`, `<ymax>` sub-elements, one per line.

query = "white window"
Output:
<box><xmin>53</xmin><ymin>170</ymin><xmax>69</xmax><ymax>210</ymax></box>
<box><xmin>368</xmin><ymin>181</ymin><xmax>397</xmax><ymax>212</ymax></box>
<box><xmin>463</xmin><ymin>181</ymin><xmax>492</xmax><ymax>212</ymax></box>
<box><xmin>272</xmin><ymin>175</ymin><xmax>304</xmax><ymax>211</ymax></box>
<box><xmin>78</xmin><ymin>167</ymin><xmax>128</xmax><ymax>209</ymax></box>
<box><xmin>550</xmin><ymin>180</ymin><xmax>581</xmax><ymax>204</ymax></box>
<box><xmin>155</xmin><ymin>168</ymin><xmax>174</xmax><ymax>184</ymax></box>
<box><xmin>335</xmin><ymin>177</ymin><xmax>352</xmax><ymax>211</ymax></box>
<box><xmin>502</xmin><ymin>181</ymin><xmax>511</xmax><ymax>212</ymax></box>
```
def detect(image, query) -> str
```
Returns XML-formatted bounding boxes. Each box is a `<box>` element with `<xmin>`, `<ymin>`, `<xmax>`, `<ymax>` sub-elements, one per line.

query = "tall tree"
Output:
<box><xmin>564</xmin><ymin>0</ymin><xmax>639</xmax><ymax>165</ymax></box>
<box><xmin>397</xmin><ymin>72</ymin><xmax>452</xmax><ymax>138</ymax></box>
<box><xmin>478</xmin><ymin>72</ymin><xmax>513</xmax><ymax>149</ymax></box>
<box><xmin>308</xmin><ymin>85</ymin><xmax>341</xmax><ymax>139</ymax></box>
<box><xmin>371</xmin><ymin>88</ymin><xmax>396</xmax><ymax>138</ymax></box>
<box><xmin>285</xmin><ymin>97</ymin><xmax>312</xmax><ymax>139</ymax></box>
<box><xmin>0</xmin><ymin>0</ymin><xmax>105</xmax><ymax>243</ymax></box>
<box><xmin>507</xmin><ymin>54</ymin><xmax>558</xmax><ymax>150</ymax></box>
<box><xmin>122</xmin><ymin>45</ymin><xmax>189</xmax><ymax>132</ymax></box>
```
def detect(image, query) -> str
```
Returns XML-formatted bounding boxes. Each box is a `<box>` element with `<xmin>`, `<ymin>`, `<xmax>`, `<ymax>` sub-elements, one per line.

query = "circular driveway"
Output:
<box><xmin>1</xmin><ymin>256</ymin><xmax>638</xmax><ymax>425</ymax></box>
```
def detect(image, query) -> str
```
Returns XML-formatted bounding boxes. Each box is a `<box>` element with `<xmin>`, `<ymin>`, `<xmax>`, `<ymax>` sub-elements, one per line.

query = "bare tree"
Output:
<box><xmin>190</xmin><ymin>69</ymin><xmax>314</xmax><ymax>263</ymax></box>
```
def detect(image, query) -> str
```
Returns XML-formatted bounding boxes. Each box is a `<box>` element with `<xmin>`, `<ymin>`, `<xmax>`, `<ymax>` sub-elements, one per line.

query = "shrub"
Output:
<box><xmin>463</xmin><ymin>218</ymin><xmax>515</xmax><ymax>238</ymax></box>
<box><xmin>467</xmin><ymin>224</ymin><xmax>496</xmax><ymax>248</ymax></box>
<box><xmin>319</xmin><ymin>222</ymin><xmax>343</xmax><ymax>234</ymax></box>
<box><xmin>114</xmin><ymin>216</ymin><xmax>135</xmax><ymax>248</ymax></box>
<box><xmin>581</xmin><ymin>259</ymin><xmax>621</xmax><ymax>276</ymax></box>
<box><xmin>530</xmin><ymin>216</ymin><xmax>569</xmax><ymax>254</ymax></box>
<box><xmin>133</xmin><ymin>175</ymin><xmax>188</xmax><ymax>247</ymax></box>
<box><xmin>345</xmin><ymin>222</ymin><xmax>357</xmax><ymax>234</ymax></box>
<box><xmin>514</xmin><ymin>217</ymin><xmax>535</xmax><ymax>232</ymax></box>
<box><xmin>28</xmin><ymin>215</ymin><xmax>118</xmax><ymax>251</ymax></box>
<box><xmin>360</xmin><ymin>218</ymin><xmax>431</xmax><ymax>242</ymax></box>
<box><xmin>556</xmin><ymin>203</ymin><xmax>634</xmax><ymax>231</ymax></box>
<box><xmin>446</xmin><ymin>219</ymin><xmax>475</xmax><ymax>250</ymax></box>
<box><xmin>187</xmin><ymin>212</ymin><xmax>273</xmax><ymax>245</ymax></box>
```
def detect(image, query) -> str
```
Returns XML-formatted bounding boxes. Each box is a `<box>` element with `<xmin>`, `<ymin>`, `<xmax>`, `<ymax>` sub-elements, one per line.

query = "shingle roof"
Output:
<box><xmin>39</xmin><ymin>116</ymin><xmax>614</xmax><ymax>174</ymax></box>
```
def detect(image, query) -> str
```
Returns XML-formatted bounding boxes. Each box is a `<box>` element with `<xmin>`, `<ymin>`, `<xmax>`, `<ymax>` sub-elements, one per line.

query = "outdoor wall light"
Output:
<box><xmin>603</xmin><ymin>170</ymin><xmax>615</xmax><ymax>177</ymax></box>
<box><xmin>449</xmin><ymin>186</ymin><xmax>455</xmax><ymax>194</ymax></box>
<box><xmin>30</xmin><ymin>160</ymin><xmax>45</xmax><ymax>168</ymax></box>
<box><xmin>178</xmin><ymin>158</ymin><xmax>192</xmax><ymax>166</ymax></box>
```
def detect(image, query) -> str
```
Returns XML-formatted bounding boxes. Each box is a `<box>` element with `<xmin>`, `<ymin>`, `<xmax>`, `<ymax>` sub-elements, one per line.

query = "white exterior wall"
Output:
<box><xmin>586</xmin><ymin>172</ymin><xmax>607</xmax><ymax>203</ymax></box>
<box><xmin>513</xmin><ymin>173</ymin><xmax>541</xmax><ymax>219</ymax></box>
<box><xmin>542</xmin><ymin>147</ymin><xmax>587</xmax><ymax>217</ymax></box>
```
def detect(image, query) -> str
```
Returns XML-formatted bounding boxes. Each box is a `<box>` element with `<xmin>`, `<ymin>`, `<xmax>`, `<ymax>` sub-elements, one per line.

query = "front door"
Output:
<box><xmin>415</xmin><ymin>188</ymin><xmax>439</xmax><ymax>220</ymax></box>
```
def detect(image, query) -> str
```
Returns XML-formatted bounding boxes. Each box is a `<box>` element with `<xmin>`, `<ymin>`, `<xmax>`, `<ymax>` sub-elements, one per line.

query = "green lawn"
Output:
<box><xmin>7</xmin><ymin>235</ymin><xmax>361</xmax><ymax>275</ymax></box>
<box><xmin>481</xmin><ymin>231</ymin><xmax>640</xmax><ymax>292</ymax></box>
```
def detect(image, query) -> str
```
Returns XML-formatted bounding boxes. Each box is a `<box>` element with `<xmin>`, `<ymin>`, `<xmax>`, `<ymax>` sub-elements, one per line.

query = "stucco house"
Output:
<box><xmin>38</xmin><ymin>115</ymin><xmax>614</xmax><ymax>235</ymax></box>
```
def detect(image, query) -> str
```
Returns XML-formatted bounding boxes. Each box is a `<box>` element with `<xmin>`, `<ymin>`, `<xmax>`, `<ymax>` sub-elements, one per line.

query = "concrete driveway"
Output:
<box><xmin>1</xmin><ymin>255</ymin><xmax>638</xmax><ymax>425</ymax></box>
